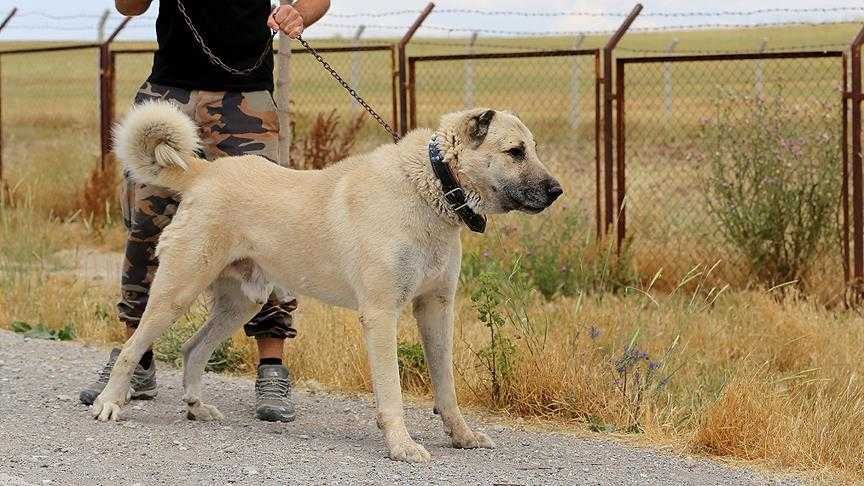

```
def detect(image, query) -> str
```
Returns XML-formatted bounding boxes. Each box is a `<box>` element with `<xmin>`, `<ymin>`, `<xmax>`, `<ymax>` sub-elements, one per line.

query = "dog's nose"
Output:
<box><xmin>545</xmin><ymin>180</ymin><xmax>563</xmax><ymax>202</ymax></box>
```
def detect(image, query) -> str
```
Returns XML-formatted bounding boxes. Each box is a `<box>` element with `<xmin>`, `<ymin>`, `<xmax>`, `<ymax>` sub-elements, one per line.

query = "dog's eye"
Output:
<box><xmin>505</xmin><ymin>146</ymin><xmax>525</xmax><ymax>160</ymax></box>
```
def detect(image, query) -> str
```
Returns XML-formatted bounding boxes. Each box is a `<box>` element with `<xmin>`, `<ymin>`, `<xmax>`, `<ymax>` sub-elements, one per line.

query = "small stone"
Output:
<box><xmin>298</xmin><ymin>434</ymin><xmax>309</xmax><ymax>440</ymax></box>
<box><xmin>244</xmin><ymin>467</ymin><xmax>259</xmax><ymax>476</ymax></box>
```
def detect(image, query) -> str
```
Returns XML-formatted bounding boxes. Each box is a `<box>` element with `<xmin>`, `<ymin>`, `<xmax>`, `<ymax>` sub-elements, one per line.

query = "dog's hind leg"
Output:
<box><xmin>413</xmin><ymin>290</ymin><xmax>495</xmax><ymax>450</ymax></box>
<box><xmin>182</xmin><ymin>275</ymin><xmax>263</xmax><ymax>421</ymax></box>
<box><xmin>91</xmin><ymin>220</ymin><xmax>231</xmax><ymax>422</ymax></box>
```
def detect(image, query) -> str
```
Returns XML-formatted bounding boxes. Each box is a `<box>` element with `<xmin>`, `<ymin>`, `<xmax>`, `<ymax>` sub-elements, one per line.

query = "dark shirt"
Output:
<box><xmin>148</xmin><ymin>0</ymin><xmax>274</xmax><ymax>92</ymax></box>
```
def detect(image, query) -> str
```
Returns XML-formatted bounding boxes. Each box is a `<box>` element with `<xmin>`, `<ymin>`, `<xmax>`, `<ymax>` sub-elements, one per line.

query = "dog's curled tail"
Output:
<box><xmin>114</xmin><ymin>100</ymin><xmax>206</xmax><ymax>192</ymax></box>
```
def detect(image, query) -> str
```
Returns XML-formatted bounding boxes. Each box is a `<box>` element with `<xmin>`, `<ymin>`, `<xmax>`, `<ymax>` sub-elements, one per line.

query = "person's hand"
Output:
<box><xmin>268</xmin><ymin>4</ymin><xmax>304</xmax><ymax>39</ymax></box>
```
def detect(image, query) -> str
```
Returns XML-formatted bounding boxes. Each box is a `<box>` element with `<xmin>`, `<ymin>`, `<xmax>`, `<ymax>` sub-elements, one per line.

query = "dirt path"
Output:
<box><xmin>0</xmin><ymin>330</ymin><xmax>799</xmax><ymax>486</ymax></box>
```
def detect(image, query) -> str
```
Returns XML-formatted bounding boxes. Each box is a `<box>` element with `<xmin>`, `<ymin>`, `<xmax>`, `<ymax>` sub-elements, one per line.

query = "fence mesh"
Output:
<box><xmin>409</xmin><ymin>52</ymin><xmax>599</xmax><ymax>231</ymax></box>
<box><xmin>619</xmin><ymin>54</ymin><xmax>845</xmax><ymax>291</ymax></box>
<box><xmin>0</xmin><ymin>47</ymin><xmax>100</xmax><ymax>213</ymax></box>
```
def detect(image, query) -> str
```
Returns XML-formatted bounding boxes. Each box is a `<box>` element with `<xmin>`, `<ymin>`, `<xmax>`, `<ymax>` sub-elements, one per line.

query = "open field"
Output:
<box><xmin>2</xmin><ymin>23</ymin><xmax>864</xmax><ymax>482</ymax></box>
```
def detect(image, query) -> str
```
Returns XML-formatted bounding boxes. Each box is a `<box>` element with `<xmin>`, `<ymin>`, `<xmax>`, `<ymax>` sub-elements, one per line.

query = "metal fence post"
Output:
<box><xmin>0</xmin><ymin>7</ymin><xmax>17</xmax><ymax>33</ymax></box>
<box><xmin>569</xmin><ymin>33</ymin><xmax>586</xmax><ymax>130</ymax></box>
<box><xmin>602</xmin><ymin>3</ymin><xmax>642</xmax><ymax>237</ymax></box>
<box><xmin>849</xmin><ymin>27</ymin><xmax>864</xmax><ymax>292</ymax></box>
<box><xmin>0</xmin><ymin>9</ymin><xmax>16</xmax><ymax>188</ymax></box>
<box><xmin>99</xmin><ymin>16</ymin><xmax>131</xmax><ymax>170</ymax></box>
<box><xmin>755</xmin><ymin>37</ymin><xmax>768</xmax><ymax>99</ymax></box>
<box><xmin>350</xmin><ymin>25</ymin><xmax>365</xmax><ymax>112</ymax></box>
<box><xmin>0</xmin><ymin>55</ymin><xmax>3</xmax><ymax>189</ymax></box>
<box><xmin>397</xmin><ymin>2</ymin><xmax>435</xmax><ymax>136</ymax></box>
<box><xmin>464</xmin><ymin>31</ymin><xmax>478</xmax><ymax>108</ymax></box>
<box><xmin>663</xmin><ymin>38</ymin><xmax>678</xmax><ymax>116</ymax></box>
<box><xmin>276</xmin><ymin>0</ymin><xmax>293</xmax><ymax>166</ymax></box>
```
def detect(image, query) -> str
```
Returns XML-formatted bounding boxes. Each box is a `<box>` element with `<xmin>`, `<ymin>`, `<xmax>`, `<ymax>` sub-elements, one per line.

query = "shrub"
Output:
<box><xmin>462</xmin><ymin>211</ymin><xmax>637</xmax><ymax>300</ymax></box>
<box><xmin>295</xmin><ymin>110</ymin><xmax>365</xmax><ymax>170</ymax></box>
<box><xmin>701</xmin><ymin>99</ymin><xmax>841</xmax><ymax>286</ymax></box>
<box><xmin>520</xmin><ymin>211</ymin><xmax>636</xmax><ymax>298</ymax></box>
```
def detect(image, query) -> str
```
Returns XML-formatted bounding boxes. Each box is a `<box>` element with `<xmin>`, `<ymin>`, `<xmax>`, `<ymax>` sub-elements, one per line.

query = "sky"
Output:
<box><xmin>0</xmin><ymin>0</ymin><xmax>859</xmax><ymax>41</ymax></box>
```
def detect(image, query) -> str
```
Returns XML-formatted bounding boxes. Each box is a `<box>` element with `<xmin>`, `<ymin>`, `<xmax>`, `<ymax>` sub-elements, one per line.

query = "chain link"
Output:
<box><xmin>295</xmin><ymin>36</ymin><xmax>400</xmax><ymax>142</ymax></box>
<box><xmin>176</xmin><ymin>0</ymin><xmax>398</xmax><ymax>142</ymax></box>
<box><xmin>177</xmin><ymin>0</ymin><xmax>276</xmax><ymax>76</ymax></box>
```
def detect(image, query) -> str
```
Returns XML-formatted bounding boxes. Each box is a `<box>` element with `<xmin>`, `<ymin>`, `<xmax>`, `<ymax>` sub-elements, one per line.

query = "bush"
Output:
<box><xmin>701</xmin><ymin>99</ymin><xmax>841</xmax><ymax>286</ymax></box>
<box><xmin>462</xmin><ymin>211</ymin><xmax>637</xmax><ymax>300</ymax></box>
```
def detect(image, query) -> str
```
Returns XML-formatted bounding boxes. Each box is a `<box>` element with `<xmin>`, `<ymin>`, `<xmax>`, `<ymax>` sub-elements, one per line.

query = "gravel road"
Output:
<box><xmin>0</xmin><ymin>330</ymin><xmax>799</xmax><ymax>485</ymax></box>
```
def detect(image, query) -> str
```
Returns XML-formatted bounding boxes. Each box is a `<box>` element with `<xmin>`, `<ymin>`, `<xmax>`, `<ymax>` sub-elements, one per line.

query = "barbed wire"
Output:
<box><xmin>617</xmin><ymin>43</ymin><xmax>849</xmax><ymax>55</ymax></box>
<box><xmin>10</xmin><ymin>5</ymin><xmax>864</xmax><ymax>22</ymax></box>
<box><xmin>436</xmin><ymin>6</ymin><xmax>864</xmax><ymax>18</ymax></box>
<box><xmin>329</xmin><ymin>20</ymin><xmax>863</xmax><ymax>37</ymax></box>
<box><xmin>6</xmin><ymin>9</ymin><xmax>862</xmax><ymax>38</ymax></box>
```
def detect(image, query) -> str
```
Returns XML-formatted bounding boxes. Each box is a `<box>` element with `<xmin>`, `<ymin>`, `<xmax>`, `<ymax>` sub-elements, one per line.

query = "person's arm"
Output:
<box><xmin>268</xmin><ymin>0</ymin><xmax>331</xmax><ymax>39</ymax></box>
<box><xmin>115</xmin><ymin>0</ymin><xmax>153</xmax><ymax>16</ymax></box>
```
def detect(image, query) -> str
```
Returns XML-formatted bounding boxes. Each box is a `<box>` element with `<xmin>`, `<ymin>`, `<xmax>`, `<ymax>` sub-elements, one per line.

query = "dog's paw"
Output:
<box><xmin>186</xmin><ymin>401</ymin><xmax>224</xmax><ymax>421</ymax></box>
<box><xmin>387</xmin><ymin>440</ymin><xmax>431</xmax><ymax>463</ymax></box>
<box><xmin>91</xmin><ymin>395</ymin><xmax>123</xmax><ymax>422</ymax></box>
<box><xmin>452</xmin><ymin>429</ymin><xmax>496</xmax><ymax>449</ymax></box>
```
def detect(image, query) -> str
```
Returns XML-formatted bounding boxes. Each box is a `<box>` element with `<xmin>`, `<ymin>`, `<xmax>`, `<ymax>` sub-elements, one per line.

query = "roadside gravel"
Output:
<box><xmin>0</xmin><ymin>330</ymin><xmax>800</xmax><ymax>485</ymax></box>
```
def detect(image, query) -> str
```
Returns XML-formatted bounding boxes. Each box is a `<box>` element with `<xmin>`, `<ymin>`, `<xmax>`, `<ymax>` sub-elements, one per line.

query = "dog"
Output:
<box><xmin>92</xmin><ymin>101</ymin><xmax>562</xmax><ymax>463</ymax></box>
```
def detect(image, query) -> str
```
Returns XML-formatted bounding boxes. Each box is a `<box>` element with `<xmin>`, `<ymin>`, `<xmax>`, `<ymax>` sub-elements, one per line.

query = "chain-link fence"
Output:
<box><xmin>616</xmin><ymin>52</ymin><xmax>846</xmax><ymax>291</ymax></box>
<box><xmin>0</xmin><ymin>37</ymin><xmax>859</xmax><ymax>295</ymax></box>
<box><xmin>408</xmin><ymin>50</ymin><xmax>601</xmax><ymax>232</ymax></box>
<box><xmin>0</xmin><ymin>45</ymin><xmax>101</xmax><ymax>213</ymax></box>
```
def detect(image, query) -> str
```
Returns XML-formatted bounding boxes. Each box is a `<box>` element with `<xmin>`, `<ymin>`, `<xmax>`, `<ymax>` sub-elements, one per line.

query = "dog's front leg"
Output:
<box><xmin>360</xmin><ymin>305</ymin><xmax>431</xmax><ymax>463</ymax></box>
<box><xmin>413</xmin><ymin>292</ymin><xmax>496</xmax><ymax>450</ymax></box>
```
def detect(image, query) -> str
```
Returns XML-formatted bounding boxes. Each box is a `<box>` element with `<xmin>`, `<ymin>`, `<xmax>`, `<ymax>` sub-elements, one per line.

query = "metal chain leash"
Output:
<box><xmin>294</xmin><ymin>36</ymin><xmax>400</xmax><ymax>142</ymax></box>
<box><xmin>177</xmin><ymin>0</ymin><xmax>399</xmax><ymax>142</ymax></box>
<box><xmin>177</xmin><ymin>0</ymin><xmax>276</xmax><ymax>76</ymax></box>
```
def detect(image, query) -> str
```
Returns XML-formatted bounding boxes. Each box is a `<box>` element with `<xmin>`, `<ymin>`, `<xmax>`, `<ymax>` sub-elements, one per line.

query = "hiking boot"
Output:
<box><xmin>79</xmin><ymin>348</ymin><xmax>158</xmax><ymax>405</ymax></box>
<box><xmin>255</xmin><ymin>364</ymin><xmax>296</xmax><ymax>422</ymax></box>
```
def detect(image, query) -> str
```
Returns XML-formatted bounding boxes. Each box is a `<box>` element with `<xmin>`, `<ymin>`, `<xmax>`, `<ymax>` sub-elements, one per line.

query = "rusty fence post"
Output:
<box><xmin>849</xmin><ymin>26</ymin><xmax>864</xmax><ymax>292</ymax></box>
<box><xmin>0</xmin><ymin>54</ymin><xmax>3</xmax><ymax>189</ymax></box>
<box><xmin>602</xmin><ymin>3</ymin><xmax>642</xmax><ymax>239</ymax></box>
<box><xmin>615</xmin><ymin>58</ymin><xmax>627</xmax><ymax>249</ymax></box>
<box><xmin>0</xmin><ymin>7</ymin><xmax>17</xmax><ymax>189</ymax></box>
<box><xmin>391</xmin><ymin>46</ymin><xmax>399</xmax><ymax>134</ymax></box>
<box><xmin>843</xmin><ymin>53</ymin><xmax>850</xmax><ymax>285</ymax></box>
<box><xmin>0</xmin><ymin>7</ymin><xmax>17</xmax><ymax>33</ymax></box>
<box><xmin>396</xmin><ymin>3</ymin><xmax>435</xmax><ymax>136</ymax></box>
<box><xmin>99</xmin><ymin>16</ymin><xmax>131</xmax><ymax>171</ymax></box>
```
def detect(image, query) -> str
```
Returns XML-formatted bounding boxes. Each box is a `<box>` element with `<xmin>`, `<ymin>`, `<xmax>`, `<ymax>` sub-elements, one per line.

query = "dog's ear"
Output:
<box><xmin>465</xmin><ymin>109</ymin><xmax>495</xmax><ymax>148</ymax></box>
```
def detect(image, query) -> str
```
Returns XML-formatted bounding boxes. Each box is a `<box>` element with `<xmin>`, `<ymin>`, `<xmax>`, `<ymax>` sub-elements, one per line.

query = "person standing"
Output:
<box><xmin>79</xmin><ymin>0</ymin><xmax>331</xmax><ymax>423</ymax></box>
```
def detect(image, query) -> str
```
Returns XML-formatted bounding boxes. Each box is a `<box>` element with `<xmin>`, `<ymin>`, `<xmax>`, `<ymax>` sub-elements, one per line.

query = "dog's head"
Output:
<box><xmin>436</xmin><ymin>108</ymin><xmax>562</xmax><ymax>215</ymax></box>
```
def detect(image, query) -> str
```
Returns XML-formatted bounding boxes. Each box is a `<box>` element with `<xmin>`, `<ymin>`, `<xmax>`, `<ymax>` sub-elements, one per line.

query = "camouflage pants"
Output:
<box><xmin>117</xmin><ymin>82</ymin><xmax>298</xmax><ymax>340</ymax></box>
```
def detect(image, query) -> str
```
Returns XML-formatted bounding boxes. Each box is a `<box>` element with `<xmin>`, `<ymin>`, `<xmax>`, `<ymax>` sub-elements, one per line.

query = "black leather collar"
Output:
<box><xmin>428</xmin><ymin>138</ymin><xmax>487</xmax><ymax>233</ymax></box>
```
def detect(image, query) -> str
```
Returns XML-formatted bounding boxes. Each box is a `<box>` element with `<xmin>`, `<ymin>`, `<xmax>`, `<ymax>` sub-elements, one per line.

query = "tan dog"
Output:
<box><xmin>93</xmin><ymin>101</ymin><xmax>562</xmax><ymax>463</ymax></box>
